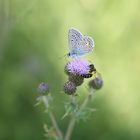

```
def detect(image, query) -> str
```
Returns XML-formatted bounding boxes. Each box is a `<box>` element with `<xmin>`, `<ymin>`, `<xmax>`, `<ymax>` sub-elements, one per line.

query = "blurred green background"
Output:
<box><xmin>0</xmin><ymin>0</ymin><xmax>140</xmax><ymax>140</ymax></box>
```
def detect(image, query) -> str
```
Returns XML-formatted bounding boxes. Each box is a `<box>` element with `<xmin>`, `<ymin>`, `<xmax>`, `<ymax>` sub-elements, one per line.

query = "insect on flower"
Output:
<box><xmin>81</xmin><ymin>64</ymin><xmax>96</xmax><ymax>78</ymax></box>
<box><xmin>67</xmin><ymin>28</ymin><xmax>94</xmax><ymax>58</ymax></box>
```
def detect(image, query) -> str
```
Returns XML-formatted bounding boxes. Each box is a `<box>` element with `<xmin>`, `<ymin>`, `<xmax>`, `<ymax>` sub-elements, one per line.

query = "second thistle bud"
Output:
<box><xmin>89</xmin><ymin>76</ymin><xmax>103</xmax><ymax>90</ymax></box>
<box><xmin>63</xmin><ymin>81</ymin><xmax>77</xmax><ymax>95</ymax></box>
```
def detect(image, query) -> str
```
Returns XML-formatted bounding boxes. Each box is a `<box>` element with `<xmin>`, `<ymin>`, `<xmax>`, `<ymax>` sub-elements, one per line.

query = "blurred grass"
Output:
<box><xmin>0</xmin><ymin>0</ymin><xmax>140</xmax><ymax>140</ymax></box>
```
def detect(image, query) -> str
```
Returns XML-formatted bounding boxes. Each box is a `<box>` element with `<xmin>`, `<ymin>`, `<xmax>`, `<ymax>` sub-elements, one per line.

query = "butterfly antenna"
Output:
<box><xmin>58</xmin><ymin>53</ymin><xmax>68</xmax><ymax>60</ymax></box>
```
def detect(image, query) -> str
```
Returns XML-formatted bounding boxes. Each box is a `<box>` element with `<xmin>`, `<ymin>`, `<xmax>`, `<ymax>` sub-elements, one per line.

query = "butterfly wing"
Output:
<box><xmin>81</xmin><ymin>36</ymin><xmax>94</xmax><ymax>53</ymax></box>
<box><xmin>72</xmin><ymin>36</ymin><xmax>94</xmax><ymax>56</ymax></box>
<box><xmin>68</xmin><ymin>28</ymin><xmax>83</xmax><ymax>55</ymax></box>
<box><xmin>68</xmin><ymin>28</ymin><xmax>94</xmax><ymax>57</ymax></box>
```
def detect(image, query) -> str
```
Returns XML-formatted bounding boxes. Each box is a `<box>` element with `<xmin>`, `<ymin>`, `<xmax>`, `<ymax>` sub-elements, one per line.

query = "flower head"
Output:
<box><xmin>65</xmin><ymin>59</ymin><xmax>90</xmax><ymax>76</ymax></box>
<box><xmin>89</xmin><ymin>76</ymin><xmax>103</xmax><ymax>90</ymax></box>
<box><xmin>63</xmin><ymin>81</ymin><xmax>77</xmax><ymax>95</ymax></box>
<box><xmin>38</xmin><ymin>82</ymin><xmax>49</xmax><ymax>93</ymax></box>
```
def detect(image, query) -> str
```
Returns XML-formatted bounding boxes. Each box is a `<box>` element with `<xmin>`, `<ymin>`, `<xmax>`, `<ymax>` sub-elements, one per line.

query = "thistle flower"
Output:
<box><xmin>89</xmin><ymin>76</ymin><xmax>103</xmax><ymax>90</ymax></box>
<box><xmin>63</xmin><ymin>81</ymin><xmax>77</xmax><ymax>95</ymax></box>
<box><xmin>65</xmin><ymin>59</ymin><xmax>90</xmax><ymax>76</ymax></box>
<box><xmin>38</xmin><ymin>82</ymin><xmax>49</xmax><ymax>93</ymax></box>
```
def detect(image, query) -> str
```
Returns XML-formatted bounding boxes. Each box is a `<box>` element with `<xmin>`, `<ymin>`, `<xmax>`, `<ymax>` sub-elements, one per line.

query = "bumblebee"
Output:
<box><xmin>81</xmin><ymin>64</ymin><xmax>96</xmax><ymax>78</ymax></box>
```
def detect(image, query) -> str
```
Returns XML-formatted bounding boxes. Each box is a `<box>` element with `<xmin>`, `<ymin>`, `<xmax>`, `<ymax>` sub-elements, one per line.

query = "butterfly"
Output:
<box><xmin>67</xmin><ymin>28</ymin><xmax>94</xmax><ymax>58</ymax></box>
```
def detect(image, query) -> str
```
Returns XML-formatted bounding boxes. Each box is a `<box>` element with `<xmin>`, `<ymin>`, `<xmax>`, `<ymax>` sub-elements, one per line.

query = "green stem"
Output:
<box><xmin>64</xmin><ymin>95</ymin><xmax>76</xmax><ymax>140</ymax></box>
<box><xmin>64</xmin><ymin>117</ymin><xmax>76</xmax><ymax>140</ymax></box>
<box><xmin>64</xmin><ymin>89</ymin><xmax>94</xmax><ymax>140</ymax></box>
<box><xmin>42</xmin><ymin>96</ymin><xmax>63</xmax><ymax>140</ymax></box>
<box><xmin>76</xmin><ymin>88</ymin><xmax>94</xmax><ymax>117</ymax></box>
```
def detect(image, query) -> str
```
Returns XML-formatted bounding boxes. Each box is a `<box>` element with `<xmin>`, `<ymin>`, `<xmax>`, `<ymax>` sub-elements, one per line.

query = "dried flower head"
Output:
<box><xmin>38</xmin><ymin>82</ymin><xmax>49</xmax><ymax>93</ymax></box>
<box><xmin>63</xmin><ymin>81</ymin><xmax>77</xmax><ymax>95</ymax></box>
<box><xmin>65</xmin><ymin>59</ymin><xmax>90</xmax><ymax>76</ymax></box>
<box><xmin>89</xmin><ymin>76</ymin><xmax>103</xmax><ymax>90</ymax></box>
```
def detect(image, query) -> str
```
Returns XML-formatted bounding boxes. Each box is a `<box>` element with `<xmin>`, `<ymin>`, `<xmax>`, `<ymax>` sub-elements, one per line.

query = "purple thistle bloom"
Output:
<box><xmin>65</xmin><ymin>59</ymin><xmax>90</xmax><ymax>75</ymax></box>
<box><xmin>38</xmin><ymin>82</ymin><xmax>49</xmax><ymax>93</ymax></box>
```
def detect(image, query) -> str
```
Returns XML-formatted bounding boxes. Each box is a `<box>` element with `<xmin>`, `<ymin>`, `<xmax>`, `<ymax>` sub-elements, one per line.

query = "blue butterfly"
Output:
<box><xmin>67</xmin><ymin>28</ymin><xmax>94</xmax><ymax>57</ymax></box>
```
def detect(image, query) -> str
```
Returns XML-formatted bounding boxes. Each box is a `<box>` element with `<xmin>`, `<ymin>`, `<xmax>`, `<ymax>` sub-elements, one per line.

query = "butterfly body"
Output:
<box><xmin>68</xmin><ymin>28</ymin><xmax>94</xmax><ymax>58</ymax></box>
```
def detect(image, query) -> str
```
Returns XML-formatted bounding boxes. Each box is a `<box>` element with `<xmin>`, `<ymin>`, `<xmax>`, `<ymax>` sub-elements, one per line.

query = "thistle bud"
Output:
<box><xmin>89</xmin><ymin>77</ymin><xmax>103</xmax><ymax>90</ymax></box>
<box><xmin>63</xmin><ymin>81</ymin><xmax>77</xmax><ymax>95</ymax></box>
<box><xmin>38</xmin><ymin>82</ymin><xmax>49</xmax><ymax>94</ymax></box>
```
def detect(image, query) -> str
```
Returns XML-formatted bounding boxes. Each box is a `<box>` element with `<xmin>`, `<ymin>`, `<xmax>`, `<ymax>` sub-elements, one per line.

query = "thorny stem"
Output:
<box><xmin>64</xmin><ymin>95</ymin><xmax>76</xmax><ymax>140</ymax></box>
<box><xmin>76</xmin><ymin>88</ymin><xmax>94</xmax><ymax>117</ymax></box>
<box><xmin>42</xmin><ymin>96</ymin><xmax>63</xmax><ymax>140</ymax></box>
<box><xmin>41</xmin><ymin>89</ymin><xmax>95</xmax><ymax>140</ymax></box>
<box><xmin>64</xmin><ymin>116</ymin><xmax>76</xmax><ymax>140</ymax></box>
<box><xmin>64</xmin><ymin>89</ymin><xmax>95</xmax><ymax>140</ymax></box>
